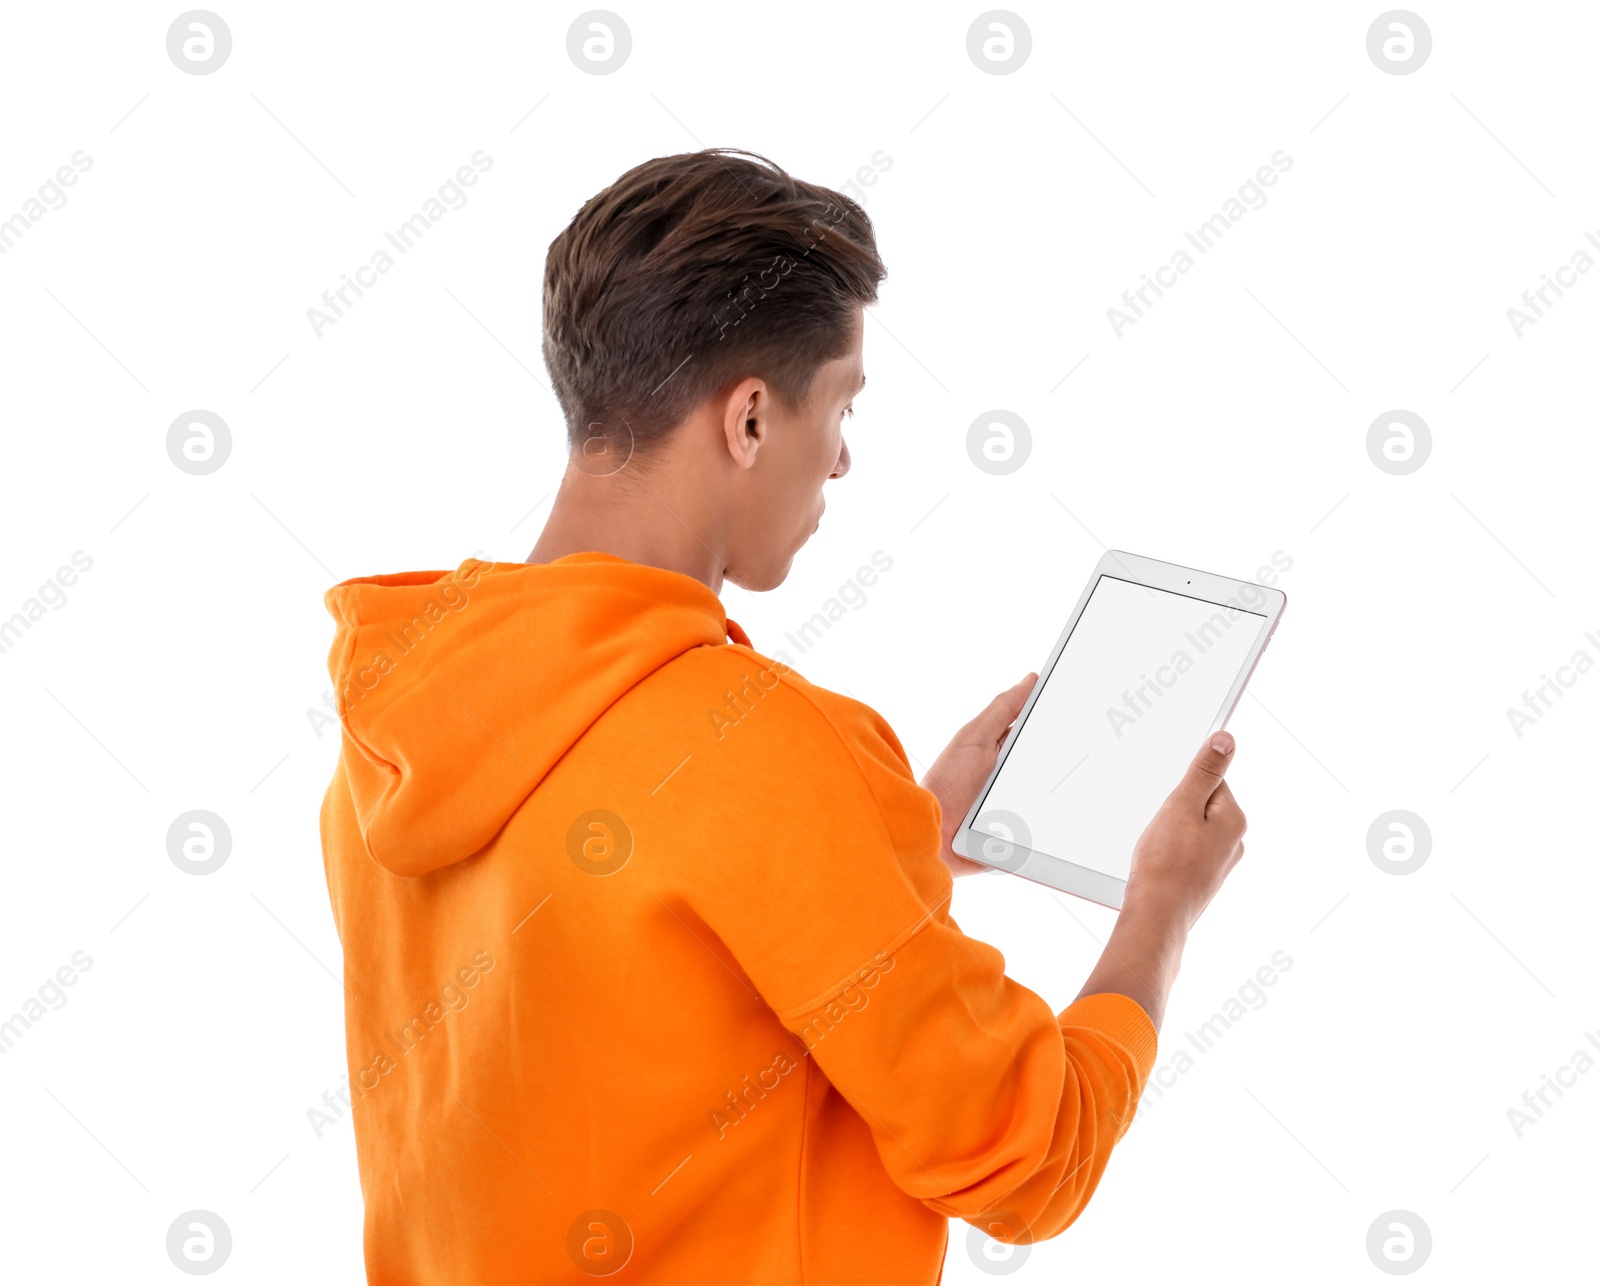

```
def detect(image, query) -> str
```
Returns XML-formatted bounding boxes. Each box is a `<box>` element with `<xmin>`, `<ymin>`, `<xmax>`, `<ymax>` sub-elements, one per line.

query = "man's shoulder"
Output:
<box><xmin>654</xmin><ymin>640</ymin><xmax>919</xmax><ymax>798</ymax></box>
<box><xmin>635</xmin><ymin>640</ymin><xmax>945</xmax><ymax>916</ymax></box>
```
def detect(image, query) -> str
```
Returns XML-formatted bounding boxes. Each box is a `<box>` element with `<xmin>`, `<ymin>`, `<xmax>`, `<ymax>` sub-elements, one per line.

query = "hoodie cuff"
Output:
<box><xmin>1058</xmin><ymin>991</ymin><xmax>1159</xmax><ymax>1074</ymax></box>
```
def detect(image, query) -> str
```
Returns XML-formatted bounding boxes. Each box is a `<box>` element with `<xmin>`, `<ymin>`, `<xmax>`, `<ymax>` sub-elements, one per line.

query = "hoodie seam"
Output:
<box><xmin>728</xmin><ymin>657</ymin><xmax>954</xmax><ymax>1025</ymax></box>
<box><xmin>774</xmin><ymin>896</ymin><xmax>950</xmax><ymax>1025</ymax></box>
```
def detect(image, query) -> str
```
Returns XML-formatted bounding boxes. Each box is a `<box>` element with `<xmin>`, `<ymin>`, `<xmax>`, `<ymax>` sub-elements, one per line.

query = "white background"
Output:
<box><xmin>2</xmin><ymin>1</ymin><xmax>1596</xmax><ymax>1281</ymax></box>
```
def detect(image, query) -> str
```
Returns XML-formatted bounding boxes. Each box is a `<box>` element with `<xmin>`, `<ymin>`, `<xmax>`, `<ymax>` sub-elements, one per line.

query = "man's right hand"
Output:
<box><xmin>1124</xmin><ymin>731</ymin><xmax>1248</xmax><ymax>933</ymax></box>
<box><xmin>1073</xmin><ymin>731</ymin><xmax>1248</xmax><ymax>1032</ymax></box>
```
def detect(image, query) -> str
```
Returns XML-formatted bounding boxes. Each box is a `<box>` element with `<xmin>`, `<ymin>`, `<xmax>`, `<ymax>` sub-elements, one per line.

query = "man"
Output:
<box><xmin>320</xmin><ymin>148</ymin><xmax>1247</xmax><ymax>1284</ymax></box>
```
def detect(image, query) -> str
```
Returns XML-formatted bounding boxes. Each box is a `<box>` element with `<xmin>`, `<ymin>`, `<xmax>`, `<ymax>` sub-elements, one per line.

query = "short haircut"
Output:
<box><xmin>541</xmin><ymin>149</ymin><xmax>886</xmax><ymax>458</ymax></box>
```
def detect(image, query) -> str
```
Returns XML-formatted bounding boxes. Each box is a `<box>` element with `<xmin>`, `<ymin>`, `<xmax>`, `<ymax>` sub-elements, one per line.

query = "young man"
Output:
<box><xmin>320</xmin><ymin>149</ymin><xmax>1247</xmax><ymax>1284</ymax></box>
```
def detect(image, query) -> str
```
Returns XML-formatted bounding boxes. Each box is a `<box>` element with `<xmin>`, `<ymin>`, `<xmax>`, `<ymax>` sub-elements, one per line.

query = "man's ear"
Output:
<box><xmin>721</xmin><ymin>377</ymin><xmax>767</xmax><ymax>470</ymax></box>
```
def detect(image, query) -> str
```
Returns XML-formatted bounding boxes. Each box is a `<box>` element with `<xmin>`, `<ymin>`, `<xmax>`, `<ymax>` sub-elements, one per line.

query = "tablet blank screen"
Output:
<box><xmin>972</xmin><ymin>575</ymin><xmax>1268</xmax><ymax>883</ymax></box>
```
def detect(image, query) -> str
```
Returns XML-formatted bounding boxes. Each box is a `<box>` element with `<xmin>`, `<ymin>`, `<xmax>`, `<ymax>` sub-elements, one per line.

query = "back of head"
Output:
<box><xmin>541</xmin><ymin>149</ymin><xmax>887</xmax><ymax>462</ymax></box>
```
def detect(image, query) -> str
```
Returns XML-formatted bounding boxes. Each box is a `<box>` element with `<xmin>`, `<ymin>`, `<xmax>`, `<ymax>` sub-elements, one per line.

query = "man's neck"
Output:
<box><xmin>526</xmin><ymin>462</ymin><xmax>729</xmax><ymax>595</ymax></box>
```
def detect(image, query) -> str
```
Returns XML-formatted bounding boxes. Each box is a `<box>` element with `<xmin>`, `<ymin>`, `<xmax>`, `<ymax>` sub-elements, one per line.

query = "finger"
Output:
<box><xmin>1205</xmin><ymin>778</ymin><xmax>1238</xmax><ymax>821</ymax></box>
<box><xmin>1177</xmin><ymin>731</ymin><xmax>1235</xmax><ymax>809</ymax></box>
<box><xmin>1206</xmin><ymin>784</ymin><xmax>1249</xmax><ymax>840</ymax></box>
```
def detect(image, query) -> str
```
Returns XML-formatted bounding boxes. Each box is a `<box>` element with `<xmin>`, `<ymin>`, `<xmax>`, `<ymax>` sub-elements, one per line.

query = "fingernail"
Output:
<box><xmin>1211</xmin><ymin>732</ymin><xmax>1234</xmax><ymax>754</ymax></box>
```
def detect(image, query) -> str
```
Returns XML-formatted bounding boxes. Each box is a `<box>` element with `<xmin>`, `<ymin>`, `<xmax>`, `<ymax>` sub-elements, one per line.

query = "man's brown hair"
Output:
<box><xmin>541</xmin><ymin>149</ymin><xmax>887</xmax><ymax>459</ymax></box>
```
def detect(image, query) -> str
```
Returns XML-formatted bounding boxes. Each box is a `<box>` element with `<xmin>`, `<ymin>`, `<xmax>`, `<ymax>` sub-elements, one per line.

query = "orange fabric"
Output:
<box><xmin>319</xmin><ymin>552</ymin><xmax>1158</xmax><ymax>1285</ymax></box>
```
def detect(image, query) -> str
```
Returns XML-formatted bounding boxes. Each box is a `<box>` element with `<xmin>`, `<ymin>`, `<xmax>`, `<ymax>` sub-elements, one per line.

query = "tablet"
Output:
<box><xmin>952</xmin><ymin>551</ymin><xmax>1286</xmax><ymax>909</ymax></box>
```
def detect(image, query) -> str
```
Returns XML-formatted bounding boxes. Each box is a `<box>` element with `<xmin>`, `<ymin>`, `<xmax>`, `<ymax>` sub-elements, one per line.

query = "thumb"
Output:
<box><xmin>971</xmin><ymin>673</ymin><xmax>1037</xmax><ymax>743</ymax></box>
<box><xmin>1176</xmin><ymin>730</ymin><xmax>1235</xmax><ymax>807</ymax></box>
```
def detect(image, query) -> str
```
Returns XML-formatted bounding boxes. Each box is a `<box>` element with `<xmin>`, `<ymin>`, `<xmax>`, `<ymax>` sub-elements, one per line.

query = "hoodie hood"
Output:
<box><xmin>324</xmin><ymin>552</ymin><xmax>747</xmax><ymax>877</ymax></box>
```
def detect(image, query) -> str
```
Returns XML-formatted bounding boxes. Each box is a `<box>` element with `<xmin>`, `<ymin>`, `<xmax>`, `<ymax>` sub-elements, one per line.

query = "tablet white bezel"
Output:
<box><xmin>951</xmin><ymin>550</ymin><xmax>1286</xmax><ymax>909</ymax></box>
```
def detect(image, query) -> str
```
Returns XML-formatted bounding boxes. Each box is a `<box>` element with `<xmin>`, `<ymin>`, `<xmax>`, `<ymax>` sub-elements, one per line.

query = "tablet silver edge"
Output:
<box><xmin>950</xmin><ymin>549</ymin><xmax>1287</xmax><ymax>910</ymax></box>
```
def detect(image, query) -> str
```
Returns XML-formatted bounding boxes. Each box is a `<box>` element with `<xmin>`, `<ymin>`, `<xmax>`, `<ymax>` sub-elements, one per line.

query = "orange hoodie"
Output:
<box><xmin>320</xmin><ymin>552</ymin><xmax>1158</xmax><ymax>1285</ymax></box>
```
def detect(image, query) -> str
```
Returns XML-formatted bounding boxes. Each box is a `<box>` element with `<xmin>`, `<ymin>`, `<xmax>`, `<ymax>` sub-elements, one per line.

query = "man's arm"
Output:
<box><xmin>923</xmin><ymin>680</ymin><xmax>1248</xmax><ymax>1036</ymax></box>
<box><xmin>682</xmin><ymin>667</ymin><xmax>1162</xmax><ymax>1240</ymax></box>
<box><xmin>1074</xmin><ymin>904</ymin><xmax>1189</xmax><ymax>1032</ymax></box>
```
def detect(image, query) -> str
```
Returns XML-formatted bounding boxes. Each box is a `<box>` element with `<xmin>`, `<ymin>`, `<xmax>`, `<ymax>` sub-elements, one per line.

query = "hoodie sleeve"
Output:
<box><xmin>680</xmin><ymin>667</ymin><xmax>1158</xmax><ymax>1242</ymax></box>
